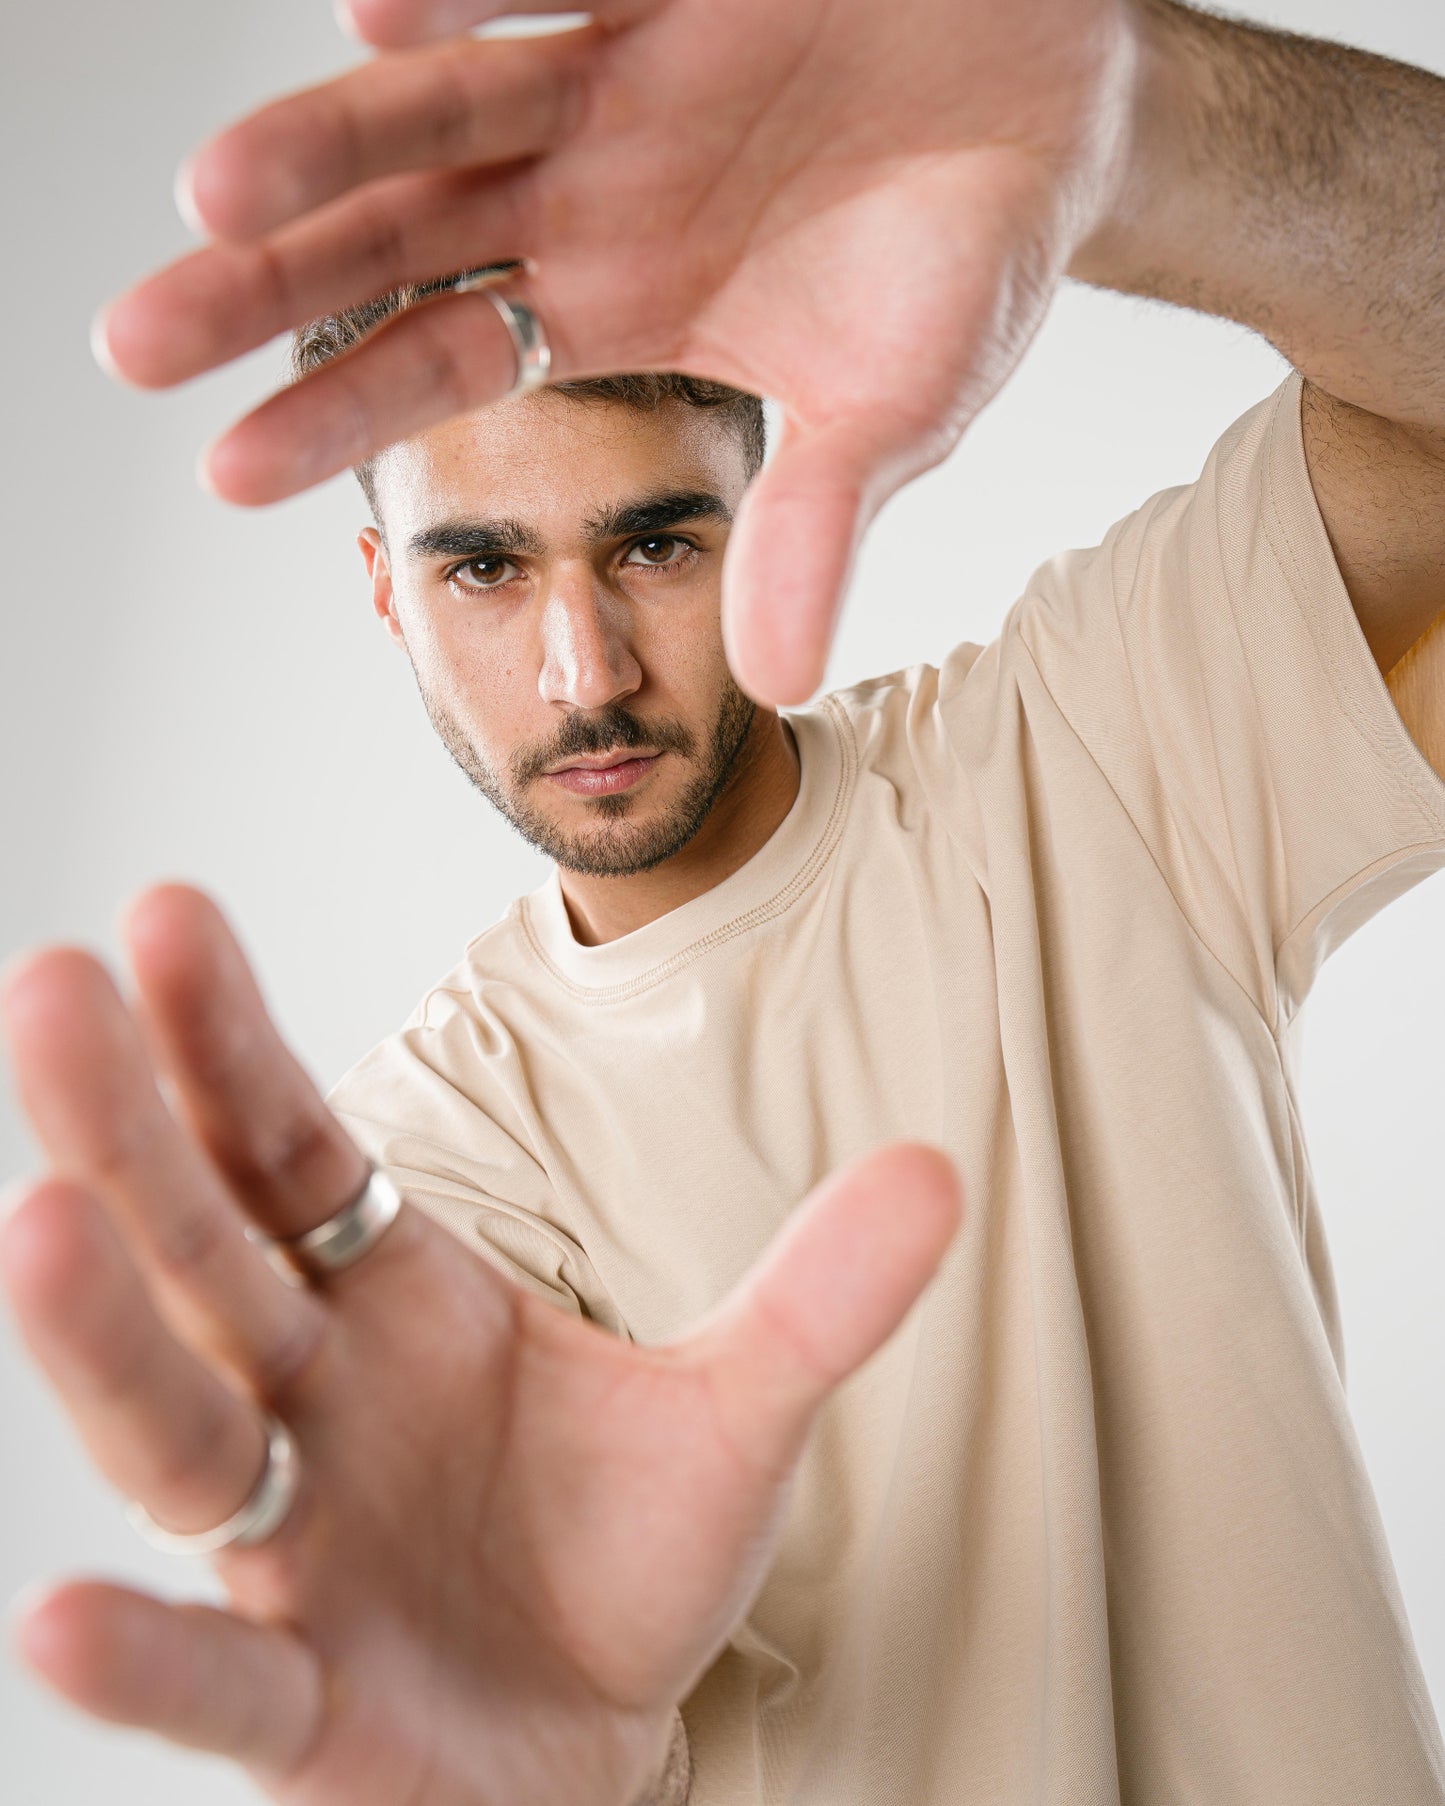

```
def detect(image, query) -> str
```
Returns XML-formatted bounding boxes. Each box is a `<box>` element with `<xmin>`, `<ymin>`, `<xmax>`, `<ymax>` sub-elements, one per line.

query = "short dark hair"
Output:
<box><xmin>290</xmin><ymin>267</ymin><xmax>768</xmax><ymax>519</ymax></box>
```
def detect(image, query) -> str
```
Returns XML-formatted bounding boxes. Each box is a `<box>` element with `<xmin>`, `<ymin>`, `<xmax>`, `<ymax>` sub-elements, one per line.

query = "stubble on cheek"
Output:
<box><xmin>417</xmin><ymin>676</ymin><xmax>756</xmax><ymax>878</ymax></box>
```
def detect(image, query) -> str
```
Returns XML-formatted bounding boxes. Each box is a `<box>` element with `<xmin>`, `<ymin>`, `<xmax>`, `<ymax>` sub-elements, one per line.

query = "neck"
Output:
<box><xmin>556</xmin><ymin>707</ymin><xmax>801</xmax><ymax>946</ymax></box>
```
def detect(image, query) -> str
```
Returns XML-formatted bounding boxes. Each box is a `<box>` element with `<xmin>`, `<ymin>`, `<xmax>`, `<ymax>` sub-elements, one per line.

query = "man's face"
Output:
<box><xmin>360</xmin><ymin>395</ymin><xmax>757</xmax><ymax>878</ymax></box>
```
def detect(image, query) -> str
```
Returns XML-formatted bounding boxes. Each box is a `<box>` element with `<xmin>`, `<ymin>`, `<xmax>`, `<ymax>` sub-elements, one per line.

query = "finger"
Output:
<box><xmin>0</xmin><ymin>1177</ymin><xmax>279</xmax><ymax>1541</ymax></box>
<box><xmin>14</xmin><ymin>1580</ymin><xmax>320</xmax><ymax>1774</ymax></box>
<box><xmin>685</xmin><ymin>1143</ymin><xmax>962</xmax><ymax>1481</ymax></box>
<box><xmin>2</xmin><ymin>948</ymin><xmax>323</xmax><ymax>1394</ymax></box>
<box><xmin>123</xmin><ymin>885</ymin><xmax>387</xmax><ymax>1253</ymax></box>
<box><xmin>720</xmin><ymin>415</ymin><xmax>895</xmax><ymax>707</ymax></box>
<box><xmin>177</xmin><ymin>30</ymin><xmax>593</xmax><ymax>243</ymax></box>
<box><xmin>197</xmin><ymin>272</ymin><xmax>587</xmax><ymax>505</ymax></box>
<box><xmin>95</xmin><ymin>164</ymin><xmax>527</xmax><ymax>391</ymax></box>
<box><xmin>339</xmin><ymin>0</ymin><xmax>663</xmax><ymax>52</ymax></box>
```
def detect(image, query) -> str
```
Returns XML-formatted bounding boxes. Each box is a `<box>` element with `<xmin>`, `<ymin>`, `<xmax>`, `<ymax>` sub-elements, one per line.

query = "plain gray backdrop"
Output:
<box><xmin>3</xmin><ymin>5</ymin><xmax>1443</xmax><ymax>1802</ymax></box>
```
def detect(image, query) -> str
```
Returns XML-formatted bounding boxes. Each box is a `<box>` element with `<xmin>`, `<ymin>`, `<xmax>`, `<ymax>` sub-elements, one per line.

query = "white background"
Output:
<box><xmin>2</xmin><ymin>4</ymin><xmax>1443</xmax><ymax>1801</ymax></box>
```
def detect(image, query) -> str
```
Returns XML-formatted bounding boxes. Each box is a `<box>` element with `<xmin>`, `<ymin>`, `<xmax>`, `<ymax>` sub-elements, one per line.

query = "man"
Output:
<box><xmin>5</xmin><ymin>2</ymin><xmax>1445</xmax><ymax>1805</ymax></box>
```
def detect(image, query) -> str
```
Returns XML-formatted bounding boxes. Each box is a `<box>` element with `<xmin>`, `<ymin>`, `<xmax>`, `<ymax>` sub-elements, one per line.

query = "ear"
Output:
<box><xmin>358</xmin><ymin>527</ymin><xmax>405</xmax><ymax>650</ymax></box>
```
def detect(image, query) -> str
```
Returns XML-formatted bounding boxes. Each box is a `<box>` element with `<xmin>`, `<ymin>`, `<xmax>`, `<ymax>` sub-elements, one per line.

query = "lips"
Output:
<box><xmin>544</xmin><ymin>748</ymin><xmax>658</xmax><ymax>775</ymax></box>
<box><xmin>544</xmin><ymin>752</ymin><xmax>662</xmax><ymax>797</ymax></box>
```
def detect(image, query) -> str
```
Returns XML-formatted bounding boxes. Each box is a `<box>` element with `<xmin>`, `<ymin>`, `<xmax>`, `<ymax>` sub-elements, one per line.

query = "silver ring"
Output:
<box><xmin>279</xmin><ymin>1169</ymin><xmax>402</xmax><ymax>1281</ymax></box>
<box><xmin>126</xmin><ymin>1412</ymin><xmax>299</xmax><ymax>1558</ymax></box>
<box><xmin>450</xmin><ymin>264</ymin><xmax>552</xmax><ymax>396</ymax></box>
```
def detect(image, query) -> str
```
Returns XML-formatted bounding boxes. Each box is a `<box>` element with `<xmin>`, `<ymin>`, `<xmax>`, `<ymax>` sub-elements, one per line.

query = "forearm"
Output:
<box><xmin>1069</xmin><ymin>0</ymin><xmax>1445</xmax><ymax>434</ymax></box>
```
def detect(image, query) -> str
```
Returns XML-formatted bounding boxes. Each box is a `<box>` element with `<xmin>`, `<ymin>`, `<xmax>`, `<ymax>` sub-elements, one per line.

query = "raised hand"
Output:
<box><xmin>1</xmin><ymin>884</ymin><xmax>961</xmax><ymax>1806</ymax></box>
<box><xmin>91</xmin><ymin>0</ymin><xmax>1142</xmax><ymax>704</ymax></box>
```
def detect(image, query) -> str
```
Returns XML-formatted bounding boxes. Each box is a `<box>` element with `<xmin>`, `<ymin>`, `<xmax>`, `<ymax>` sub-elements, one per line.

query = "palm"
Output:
<box><xmin>531</xmin><ymin>0</ymin><xmax>1115</xmax><ymax>401</ymax></box>
<box><xmin>96</xmin><ymin>0</ymin><xmax>1136</xmax><ymax>701</ymax></box>
<box><xmin>1</xmin><ymin>886</ymin><xmax>960</xmax><ymax>1806</ymax></box>
<box><xmin>239</xmin><ymin>1232</ymin><xmax>787</xmax><ymax>1805</ymax></box>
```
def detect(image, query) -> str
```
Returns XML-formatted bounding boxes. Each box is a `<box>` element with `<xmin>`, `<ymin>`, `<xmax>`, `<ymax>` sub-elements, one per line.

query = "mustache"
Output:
<box><xmin>511</xmin><ymin>704</ymin><xmax>696</xmax><ymax>786</ymax></box>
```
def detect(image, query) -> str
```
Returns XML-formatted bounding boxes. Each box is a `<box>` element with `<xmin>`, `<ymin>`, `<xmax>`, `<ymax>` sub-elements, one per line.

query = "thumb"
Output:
<box><xmin>721</xmin><ymin>415</ymin><xmax>899</xmax><ymax>708</ymax></box>
<box><xmin>337</xmin><ymin>0</ymin><xmax>665</xmax><ymax>49</ymax></box>
<box><xmin>683</xmin><ymin>1142</ymin><xmax>962</xmax><ymax>1484</ymax></box>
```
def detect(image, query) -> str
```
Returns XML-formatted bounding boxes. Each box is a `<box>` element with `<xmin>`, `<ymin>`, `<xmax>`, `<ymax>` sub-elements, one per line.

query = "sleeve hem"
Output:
<box><xmin>1261</xmin><ymin>371</ymin><xmax>1445</xmax><ymax>845</ymax></box>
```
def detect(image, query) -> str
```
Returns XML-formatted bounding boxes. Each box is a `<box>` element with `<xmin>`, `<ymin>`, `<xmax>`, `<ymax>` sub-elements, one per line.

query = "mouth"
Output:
<box><xmin>542</xmin><ymin>750</ymin><xmax>663</xmax><ymax>797</ymax></box>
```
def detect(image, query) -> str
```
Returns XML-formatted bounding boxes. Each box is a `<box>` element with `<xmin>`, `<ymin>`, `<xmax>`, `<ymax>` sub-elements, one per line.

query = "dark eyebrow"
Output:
<box><xmin>407</xmin><ymin>517</ymin><xmax>544</xmax><ymax>560</ymax></box>
<box><xmin>405</xmin><ymin>488</ymin><xmax>732</xmax><ymax>563</ymax></box>
<box><xmin>583</xmin><ymin>488</ymin><xmax>733</xmax><ymax>542</ymax></box>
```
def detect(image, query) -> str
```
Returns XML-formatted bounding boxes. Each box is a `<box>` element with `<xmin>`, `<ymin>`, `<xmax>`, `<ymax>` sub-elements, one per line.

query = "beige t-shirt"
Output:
<box><xmin>329</xmin><ymin>373</ymin><xmax>1445</xmax><ymax>1805</ymax></box>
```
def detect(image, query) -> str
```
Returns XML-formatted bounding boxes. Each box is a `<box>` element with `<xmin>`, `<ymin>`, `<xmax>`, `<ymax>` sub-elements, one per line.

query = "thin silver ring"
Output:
<box><xmin>280</xmin><ymin>1170</ymin><xmax>402</xmax><ymax>1281</ymax></box>
<box><xmin>126</xmin><ymin>1412</ymin><xmax>299</xmax><ymax>1558</ymax></box>
<box><xmin>450</xmin><ymin>264</ymin><xmax>553</xmax><ymax>396</ymax></box>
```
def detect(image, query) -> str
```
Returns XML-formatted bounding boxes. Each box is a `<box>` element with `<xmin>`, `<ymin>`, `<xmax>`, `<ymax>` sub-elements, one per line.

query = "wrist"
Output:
<box><xmin>1066</xmin><ymin>0</ymin><xmax>1202</xmax><ymax>288</ymax></box>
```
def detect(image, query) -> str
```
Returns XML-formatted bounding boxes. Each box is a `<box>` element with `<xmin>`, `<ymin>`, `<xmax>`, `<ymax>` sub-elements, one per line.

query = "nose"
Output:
<box><xmin>536</xmin><ymin>570</ymin><xmax>642</xmax><ymax>711</ymax></box>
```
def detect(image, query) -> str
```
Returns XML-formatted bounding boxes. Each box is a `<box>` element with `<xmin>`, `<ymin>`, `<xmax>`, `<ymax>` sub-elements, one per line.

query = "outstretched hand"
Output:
<box><xmin>1</xmin><ymin>885</ymin><xmax>961</xmax><ymax>1806</ymax></box>
<box><xmin>92</xmin><ymin>0</ymin><xmax>1141</xmax><ymax>703</ymax></box>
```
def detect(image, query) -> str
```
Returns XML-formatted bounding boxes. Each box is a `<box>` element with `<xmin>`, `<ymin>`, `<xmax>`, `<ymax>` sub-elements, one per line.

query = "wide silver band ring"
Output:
<box><xmin>279</xmin><ymin>1169</ymin><xmax>402</xmax><ymax>1281</ymax></box>
<box><xmin>451</xmin><ymin>264</ymin><xmax>552</xmax><ymax>396</ymax></box>
<box><xmin>126</xmin><ymin>1412</ymin><xmax>299</xmax><ymax>1558</ymax></box>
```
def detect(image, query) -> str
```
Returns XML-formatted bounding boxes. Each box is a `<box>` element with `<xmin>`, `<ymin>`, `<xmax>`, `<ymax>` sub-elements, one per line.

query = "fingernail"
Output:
<box><xmin>88</xmin><ymin>305</ymin><xmax>121</xmax><ymax>381</ymax></box>
<box><xmin>173</xmin><ymin>156</ymin><xmax>206</xmax><ymax>238</ymax></box>
<box><xmin>478</xmin><ymin>12</ymin><xmax>591</xmax><ymax>36</ymax></box>
<box><xmin>8</xmin><ymin>1580</ymin><xmax>72</xmax><ymax>1676</ymax></box>
<box><xmin>0</xmin><ymin>945</ymin><xmax>44</xmax><ymax>1013</ymax></box>
<box><xmin>7</xmin><ymin>1578</ymin><xmax>58</xmax><ymax>1635</ymax></box>
<box><xmin>0</xmin><ymin>1177</ymin><xmax>36</xmax><ymax>1223</ymax></box>
<box><xmin>331</xmin><ymin>0</ymin><xmax>364</xmax><ymax>42</ymax></box>
<box><xmin>196</xmin><ymin>442</ymin><xmax>224</xmax><ymax>500</ymax></box>
<box><xmin>196</xmin><ymin>435</ymin><xmax>272</xmax><ymax>505</ymax></box>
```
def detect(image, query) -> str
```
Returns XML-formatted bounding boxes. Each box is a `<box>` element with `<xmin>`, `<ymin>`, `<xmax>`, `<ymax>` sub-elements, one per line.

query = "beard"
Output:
<box><xmin>421</xmin><ymin>675</ymin><xmax>758</xmax><ymax>878</ymax></box>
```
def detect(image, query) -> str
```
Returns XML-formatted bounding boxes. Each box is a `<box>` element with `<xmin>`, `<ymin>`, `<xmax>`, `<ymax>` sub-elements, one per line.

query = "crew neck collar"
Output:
<box><xmin>517</xmin><ymin>696</ymin><xmax>854</xmax><ymax>1001</ymax></box>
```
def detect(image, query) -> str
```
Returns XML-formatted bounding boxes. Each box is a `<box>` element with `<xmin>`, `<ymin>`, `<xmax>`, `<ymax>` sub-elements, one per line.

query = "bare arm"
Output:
<box><xmin>1070</xmin><ymin>0</ymin><xmax>1445</xmax><ymax>681</ymax></box>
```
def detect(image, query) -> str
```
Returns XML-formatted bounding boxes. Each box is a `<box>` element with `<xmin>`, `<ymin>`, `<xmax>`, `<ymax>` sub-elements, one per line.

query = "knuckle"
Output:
<box><xmin>428</xmin><ymin>54</ymin><xmax>487</xmax><ymax>165</ymax></box>
<box><xmin>150</xmin><ymin>1390</ymin><xmax>241</xmax><ymax>1499</ymax></box>
<box><xmin>250</xmin><ymin>238</ymin><xmax>295</xmax><ymax>349</ymax></box>
<box><xmin>235</xmin><ymin>1108</ymin><xmax>343</xmax><ymax>1203</ymax></box>
<box><xmin>87</xmin><ymin>1104</ymin><xmax>164</xmax><ymax>1192</ymax></box>
<box><xmin>251</xmin><ymin>1309</ymin><xmax>331</xmax><ymax>1412</ymax></box>
<box><xmin>85</xmin><ymin>1298</ymin><xmax>161</xmax><ymax>1401</ymax></box>
<box><xmin>451</xmin><ymin>36</ymin><xmax>570</xmax><ymax>156</ymax></box>
<box><xmin>323</xmin><ymin>84</ymin><xmax>366</xmax><ymax>194</ymax></box>
<box><xmin>347</xmin><ymin>192</ymin><xmax>413</xmax><ymax>295</ymax></box>
<box><xmin>333</xmin><ymin>356</ymin><xmax>383</xmax><ymax>469</ymax></box>
<box><xmin>170</xmin><ymin>987</ymin><xmax>251</xmax><ymax>1091</ymax></box>
<box><xmin>151</xmin><ymin>1202</ymin><xmax>229</xmax><ymax>1289</ymax></box>
<box><xmin>415</xmin><ymin>306</ymin><xmax>487</xmax><ymax>417</ymax></box>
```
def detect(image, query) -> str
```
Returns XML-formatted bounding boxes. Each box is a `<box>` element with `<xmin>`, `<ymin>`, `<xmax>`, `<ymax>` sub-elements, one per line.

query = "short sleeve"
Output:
<box><xmin>1010</xmin><ymin>370</ymin><xmax>1445</xmax><ymax>1033</ymax></box>
<box><xmin>326</xmin><ymin>988</ymin><xmax>629</xmax><ymax>1337</ymax></box>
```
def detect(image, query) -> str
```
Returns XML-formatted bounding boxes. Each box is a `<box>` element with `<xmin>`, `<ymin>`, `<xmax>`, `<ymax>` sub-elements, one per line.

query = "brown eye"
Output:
<box><xmin>622</xmin><ymin>535</ymin><xmax>692</xmax><ymax>569</ymax></box>
<box><xmin>450</xmin><ymin>556</ymin><xmax>517</xmax><ymax>590</ymax></box>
